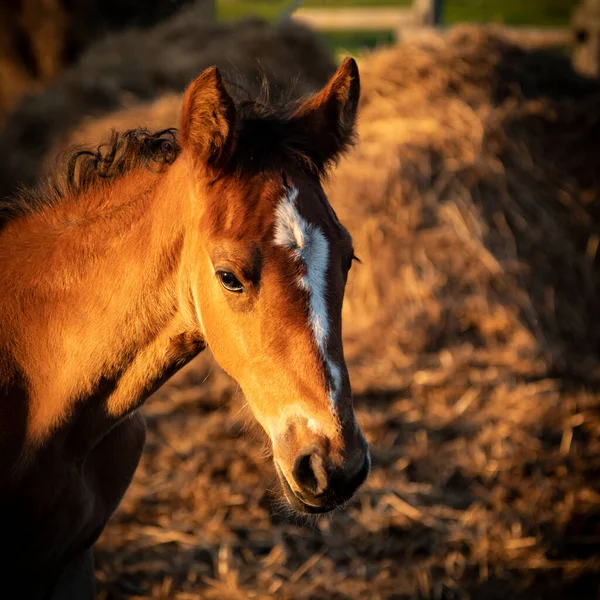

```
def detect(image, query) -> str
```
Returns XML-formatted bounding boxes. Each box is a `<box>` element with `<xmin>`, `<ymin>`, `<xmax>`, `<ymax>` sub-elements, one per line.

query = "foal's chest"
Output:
<box><xmin>2</xmin><ymin>410</ymin><xmax>146</xmax><ymax>580</ymax></box>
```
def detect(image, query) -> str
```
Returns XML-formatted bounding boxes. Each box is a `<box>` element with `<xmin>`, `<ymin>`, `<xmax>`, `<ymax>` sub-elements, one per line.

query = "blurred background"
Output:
<box><xmin>2</xmin><ymin>0</ymin><xmax>599</xmax><ymax>598</ymax></box>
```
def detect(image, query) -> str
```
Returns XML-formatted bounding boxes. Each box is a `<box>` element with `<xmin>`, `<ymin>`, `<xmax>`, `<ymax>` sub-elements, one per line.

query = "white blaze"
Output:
<box><xmin>273</xmin><ymin>187</ymin><xmax>342</xmax><ymax>406</ymax></box>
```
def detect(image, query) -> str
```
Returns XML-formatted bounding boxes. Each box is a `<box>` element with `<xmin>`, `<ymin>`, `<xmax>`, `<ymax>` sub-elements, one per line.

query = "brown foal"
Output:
<box><xmin>0</xmin><ymin>58</ymin><xmax>369</xmax><ymax>599</ymax></box>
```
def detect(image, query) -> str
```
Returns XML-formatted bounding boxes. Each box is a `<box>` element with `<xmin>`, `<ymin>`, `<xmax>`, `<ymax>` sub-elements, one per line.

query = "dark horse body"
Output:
<box><xmin>0</xmin><ymin>60</ymin><xmax>369</xmax><ymax>598</ymax></box>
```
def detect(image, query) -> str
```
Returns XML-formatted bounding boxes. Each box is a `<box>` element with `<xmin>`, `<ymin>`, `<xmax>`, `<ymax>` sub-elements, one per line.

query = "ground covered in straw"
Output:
<box><xmin>95</xmin><ymin>28</ymin><xmax>600</xmax><ymax>599</ymax></box>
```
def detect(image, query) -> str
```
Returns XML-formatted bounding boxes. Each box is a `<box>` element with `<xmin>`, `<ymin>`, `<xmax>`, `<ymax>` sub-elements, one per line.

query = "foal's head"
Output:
<box><xmin>179</xmin><ymin>59</ymin><xmax>368</xmax><ymax>513</ymax></box>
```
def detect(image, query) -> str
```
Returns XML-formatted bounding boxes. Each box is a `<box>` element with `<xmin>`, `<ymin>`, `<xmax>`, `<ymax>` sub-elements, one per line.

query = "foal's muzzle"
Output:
<box><xmin>276</xmin><ymin>439</ymin><xmax>371</xmax><ymax>514</ymax></box>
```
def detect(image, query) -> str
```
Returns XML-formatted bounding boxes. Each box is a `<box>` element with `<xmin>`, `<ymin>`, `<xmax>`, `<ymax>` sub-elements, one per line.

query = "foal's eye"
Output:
<box><xmin>216</xmin><ymin>270</ymin><xmax>244</xmax><ymax>293</ymax></box>
<box><xmin>346</xmin><ymin>253</ymin><xmax>361</xmax><ymax>272</ymax></box>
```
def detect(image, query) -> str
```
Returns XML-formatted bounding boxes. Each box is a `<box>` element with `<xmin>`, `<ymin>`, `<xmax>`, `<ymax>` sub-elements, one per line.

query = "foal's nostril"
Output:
<box><xmin>292</xmin><ymin>451</ymin><xmax>328</xmax><ymax>496</ymax></box>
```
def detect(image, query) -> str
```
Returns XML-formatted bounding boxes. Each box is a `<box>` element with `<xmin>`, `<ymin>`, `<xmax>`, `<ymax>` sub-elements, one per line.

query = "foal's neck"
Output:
<box><xmin>0</xmin><ymin>160</ymin><xmax>203</xmax><ymax>448</ymax></box>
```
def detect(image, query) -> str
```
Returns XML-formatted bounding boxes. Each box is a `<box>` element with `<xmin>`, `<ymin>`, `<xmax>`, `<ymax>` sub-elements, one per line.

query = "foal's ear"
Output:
<box><xmin>292</xmin><ymin>57</ymin><xmax>360</xmax><ymax>172</ymax></box>
<box><xmin>180</xmin><ymin>67</ymin><xmax>236</xmax><ymax>168</ymax></box>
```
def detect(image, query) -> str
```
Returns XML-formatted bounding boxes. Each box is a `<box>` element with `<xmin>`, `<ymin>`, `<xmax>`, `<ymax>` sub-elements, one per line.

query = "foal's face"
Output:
<box><xmin>180</xmin><ymin>60</ymin><xmax>369</xmax><ymax>513</ymax></box>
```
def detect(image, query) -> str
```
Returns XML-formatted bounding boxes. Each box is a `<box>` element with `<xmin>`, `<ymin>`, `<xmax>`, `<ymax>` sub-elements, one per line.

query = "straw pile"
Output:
<box><xmin>0</xmin><ymin>9</ymin><xmax>335</xmax><ymax>201</ymax></box>
<box><xmin>332</xmin><ymin>26</ymin><xmax>600</xmax><ymax>388</ymax></box>
<box><xmin>91</xmin><ymin>27</ymin><xmax>600</xmax><ymax>600</ymax></box>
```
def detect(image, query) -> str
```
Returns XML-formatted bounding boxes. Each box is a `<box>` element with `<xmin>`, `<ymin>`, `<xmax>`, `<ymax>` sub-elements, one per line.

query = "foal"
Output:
<box><xmin>0</xmin><ymin>58</ymin><xmax>369</xmax><ymax>598</ymax></box>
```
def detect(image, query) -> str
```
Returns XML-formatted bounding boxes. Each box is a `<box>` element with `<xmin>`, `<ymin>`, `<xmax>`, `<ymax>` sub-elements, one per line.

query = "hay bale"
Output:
<box><xmin>329</xmin><ymin>26</ymin><xmax>600</xmax><ymax>389</ymax></box>
<box><xmin>0</xmin><ymin>0</ymin><xmax>198</xmax><ymax>122</ymax></box>
<box><xmin>0</xmin><ymin>10</ymin><xmax>335</xmax><ymax>201</ymax></box>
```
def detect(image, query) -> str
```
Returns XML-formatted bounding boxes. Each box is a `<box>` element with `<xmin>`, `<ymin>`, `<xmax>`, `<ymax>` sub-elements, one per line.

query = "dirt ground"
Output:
<box><xmin>92</xmin><ymin>28</ymin><xmax>600</xmax><ymax>600</ymax></box>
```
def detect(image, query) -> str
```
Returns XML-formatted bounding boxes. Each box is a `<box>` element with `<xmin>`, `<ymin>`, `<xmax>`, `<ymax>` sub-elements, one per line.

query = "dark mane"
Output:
<box><xmin>229</xmin><ymin>95</ymin><xmax>354</xmax><ymax>177</ymax></box>
<box><xmin>66</xmin><ymin>128</ymin><xmax>181</xmax><ymax>195</ymax></box>
<box><xmin>0</xmin><ymin>128</ymin><xmax>180</xmax><ymax>223</ymax></box>
<box><xmin>0</xmin><ymin>93</ymin><xmax>354</xmax><ymax>223</ymax></box>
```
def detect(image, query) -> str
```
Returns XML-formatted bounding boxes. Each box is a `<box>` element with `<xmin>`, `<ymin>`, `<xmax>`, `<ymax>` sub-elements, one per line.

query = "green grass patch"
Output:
<box><xmin>445</xmin><ymin>0</ymin><xmax>574</xmax><ymax>26</ymax></box>
<box><xmin>217</xmin><ymin>0</ymin><xmax>411</xmax><ymax>21</ymax></box>
<box><xmin>322</xmin><ymin>30</ymin><xmax>396</xmax><ymax>55</ymax></box>
<box><xmin>217</xmin><ymin>0</ymin><xmax>575</xmax><ymax>54</ymax></box>
<box><xmin>218</xmin><ymin>0</ymin><xmax>574</xmax><ymax>25</ymax></box>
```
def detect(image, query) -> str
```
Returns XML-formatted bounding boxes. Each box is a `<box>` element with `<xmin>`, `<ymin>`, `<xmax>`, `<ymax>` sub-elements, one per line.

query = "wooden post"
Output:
<box><xmin>279</xmin><ymin>0</ymin><xmax>306</xmax><ymax>23</ymax></box>
<box><xmin>572</xmin><ymin>0</ymin><xmax>600</xmax><ymax>77</ymax></box>
<box><xmin>412</xmin><ymin>0</ymin><xmax>444</xmax><ymax>26</ymax></box>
